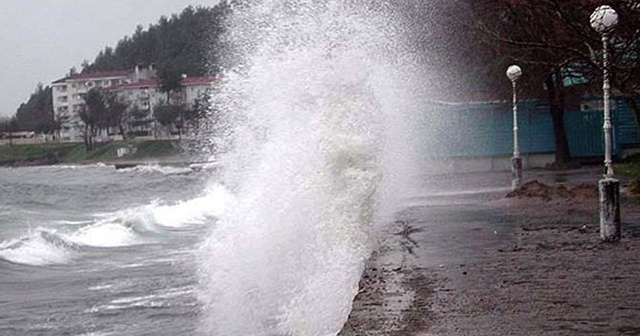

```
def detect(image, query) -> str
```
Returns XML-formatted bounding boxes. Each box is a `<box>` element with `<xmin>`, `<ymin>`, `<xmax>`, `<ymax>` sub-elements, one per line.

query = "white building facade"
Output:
<box><xmin>51</xmin><ymin>66</ymin><xmax>214</xmax><ymax>140</ymax></box>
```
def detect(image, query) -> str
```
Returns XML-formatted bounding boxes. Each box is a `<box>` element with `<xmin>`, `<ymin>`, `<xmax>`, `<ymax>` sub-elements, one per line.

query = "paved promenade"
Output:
<box><xmin>341</xmin><ymin>167</ymin><xmax>640</xmax><ymax>335</ymax></box>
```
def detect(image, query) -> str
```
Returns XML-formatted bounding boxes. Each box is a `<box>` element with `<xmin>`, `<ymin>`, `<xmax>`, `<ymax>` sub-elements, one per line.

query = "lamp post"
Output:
<box><xmin>507</xmin><ymin>65</ymin><xmax>523</xmax><ymax>190</ymax></box>
<box><xmin>591</xmin><ymin>5</ymin><xmax>621</xmax><ymax>242</ymax></box>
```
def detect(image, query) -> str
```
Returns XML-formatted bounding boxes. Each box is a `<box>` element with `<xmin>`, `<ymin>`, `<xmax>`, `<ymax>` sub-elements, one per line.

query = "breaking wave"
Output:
<box><xmin>197</xmin><ymin>1</ymin><xmax>423</xmax><ymax>335</ymax></box>
<box><xmin>0</xmin><ymin>229</ymin><xmax>79</xmax><ymax>266</ymax></box>
<box><xmin>116</xmin><ymin>164</ymin><xmax>194</xmax><ymax>175</ymax></box>
<box><xmin>0</xmin><ymin>184</ymin><xmax>231</xmax><ymax>266</ymax></box>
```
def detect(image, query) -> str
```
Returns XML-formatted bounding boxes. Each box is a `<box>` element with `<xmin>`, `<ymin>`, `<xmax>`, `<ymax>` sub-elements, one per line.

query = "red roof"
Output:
<box><xmin>71</xmin><ymin>70</ymin><xmax>133</xmax><ymax>80</ymax></box>
<box><xmin>52</xmin><ymin>69</ymin><xmax>134</xmax><ymax>84</ymax></box>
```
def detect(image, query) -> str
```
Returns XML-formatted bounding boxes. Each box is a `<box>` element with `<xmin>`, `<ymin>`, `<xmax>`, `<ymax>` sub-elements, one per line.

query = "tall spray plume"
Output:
<box><xmin>197</xmin><ymin>1</ymin><xmax>429</xmax><ymax>335</ymax></box>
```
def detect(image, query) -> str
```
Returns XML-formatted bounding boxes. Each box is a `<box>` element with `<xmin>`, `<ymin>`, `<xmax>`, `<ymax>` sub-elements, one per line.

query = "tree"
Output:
<box><xmin>104</xmin><ymin>93</ymin><xmax>130</xmax><ymax>140</ymax></box>
<box><xmin>0</xmin><ymin>117</ymin><xmax>20</xmax><ymax>146</ymax></box>
<box><xmin>53</xmin><ymin>110</ymin><xmax>70</xmax><ymax>141</ymax></box>
<box><xmin>8</xmin><ymin>118</ymin><xmax>18</xmax><ymax>146</ymax></box>
<box><xmin>82</xmin><ymin>3</ymin><xmax>230</xmax><ymax>79</ymax></box>
<box><xmin>79</xmin><ymin>88</ymin><xmax>107</xmax><ymax>150</ymax></box>
<box><xmin>129</xmin><ymin>105</ymin><xmax>152</xmax><ymax>137</ymax></box>
<box><xmin>15</xmin><ymin>84</ymin><xmax>54</xmax><ymax>134</ymax></box>
<box><xmin>78</xmin><ymin>106</ymin><xmax>94</xmax><ymax>150</ymax></box>
<box><xmin>153</xmin><ymin>102</ymin><xmax>190</xmax><ymax>140</ymax></box>
<box><xmin>462</xmin><ymin>0</ymin><xmax>640</xmax><ymax>166</ymax></box>
<box><xmin>158</xmin><ymin>68</ymin><xmax>184</xmax><ymax>102</ymax></box>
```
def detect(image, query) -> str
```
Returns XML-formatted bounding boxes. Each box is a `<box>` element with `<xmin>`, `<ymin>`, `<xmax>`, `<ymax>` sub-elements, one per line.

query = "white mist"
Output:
<box><xmin>198</xmin><ymin>1</ymin><xmax>427</xmax><ymax>335</ymax></box>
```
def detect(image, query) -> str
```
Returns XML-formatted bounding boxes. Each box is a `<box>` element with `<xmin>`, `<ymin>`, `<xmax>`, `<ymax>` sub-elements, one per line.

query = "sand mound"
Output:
<box><xmin>506</xmin><ymin>180</ymin><xmax>597</xmax><ymax>202</ymax></box>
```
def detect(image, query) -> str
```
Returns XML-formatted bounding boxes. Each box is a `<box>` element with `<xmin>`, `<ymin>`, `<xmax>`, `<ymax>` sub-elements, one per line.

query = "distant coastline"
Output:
<box><xmin>0</xmin><ymin>139</ymin><xmax>187</xmax><ymax>168</ymax></box>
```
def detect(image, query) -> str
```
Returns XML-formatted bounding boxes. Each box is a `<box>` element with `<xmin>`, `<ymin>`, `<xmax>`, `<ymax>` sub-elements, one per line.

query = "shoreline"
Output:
<box><xmin>0</xmin><ymin>157</ymin><xmax>192</xmax><ymax>169</ymax></box>
<box><xmin>0</xmin><ymin>139</ymin><xmax>190</xmax><ymax>169</ymax></box>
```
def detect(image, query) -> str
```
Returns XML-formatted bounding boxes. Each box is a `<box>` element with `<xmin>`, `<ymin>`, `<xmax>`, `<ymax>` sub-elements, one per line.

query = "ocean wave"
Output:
<box><xmin>67</xmin><ymin>222</ymin><xmax>141</xmax><ymax>247</ymax></box>
<box><xmin>117</xmin><ymin>164</ymin><xmax>193</xmax><ymax>176</ymax></box>
<box><xmin>0</xmin><ymin>229</ymin><xmax>78</xmax><ymax>266</ymax></box>
<box><xmin>0</xmin><ymin>184</ymin><xmax>231</xmax><ymax>266</ymax></box>
<box><xmin>151</xmin><ymin>185</ymin><xmax>232</xmax><ymax>228</ymax></box>
<box><xmin>189</xmin><ymin>161</ymin><xmax>220</xmax><ymax>172</ymax></box>
<box><xmin>87</xmin><ymin>187</ymin><xmax>229</xmax><ymax>234</ymax></box>
<box><xmin>41</xmin><ymin>163</ymin><xmax>113</xmax><ymax>170</ymax></box>
<box><xmin>61</xmin><ymin>184</ymin><xmax>231</xmax><ymax>247</ymax></box>
<box><xmin>87</xmin><ymin>286</ymin><xmax>195</xmax><ymax>313</ymax></box>
<box><xmin>53</xmin><ymin>219</ymin><xmax>95</xmax><ymax>226</ymax></box>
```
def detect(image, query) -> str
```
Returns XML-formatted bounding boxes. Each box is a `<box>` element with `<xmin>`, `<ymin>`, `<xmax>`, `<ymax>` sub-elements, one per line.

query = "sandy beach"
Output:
<box><xmin>341</xmin><ymin>168</ymin><xmax>640</xmax><ymax>335</ymax></box>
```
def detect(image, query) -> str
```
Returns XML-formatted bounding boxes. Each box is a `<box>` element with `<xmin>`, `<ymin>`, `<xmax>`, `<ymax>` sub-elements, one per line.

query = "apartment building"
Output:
<box><xmin>112</xmin><ymin>74</ymin><xmax>215</xmax><ymax>137</ymax></box>
<box><xmin>51</xmin><ymin>66</ymin><xmax>214</xmax><ymax>139</ymax></box>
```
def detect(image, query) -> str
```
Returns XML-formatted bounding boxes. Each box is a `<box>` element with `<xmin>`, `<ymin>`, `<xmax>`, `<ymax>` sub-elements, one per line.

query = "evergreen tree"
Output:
<box><xmin>83</xmin><ymin>3</ymin><xmax>230</xmax><ymax>81</ymax></box>
<box><xmin>15</xmin><ymin>84</ymin><xmax>54</xmax><ymax>133</ymax></box>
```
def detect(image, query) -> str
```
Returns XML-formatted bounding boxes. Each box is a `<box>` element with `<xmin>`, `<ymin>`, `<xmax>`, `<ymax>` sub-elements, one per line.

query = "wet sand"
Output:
<box><xmin>341</xmin><ymin>168</ymin><xmax>640</xmax><ymax>335</ymax></box>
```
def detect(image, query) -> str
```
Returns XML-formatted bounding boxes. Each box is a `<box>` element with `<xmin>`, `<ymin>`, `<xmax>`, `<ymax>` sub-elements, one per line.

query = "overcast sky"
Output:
<box><xmin>0</xmin><ymin>0</ymin><xmax>219</xmax><ymax>117</ymax></box>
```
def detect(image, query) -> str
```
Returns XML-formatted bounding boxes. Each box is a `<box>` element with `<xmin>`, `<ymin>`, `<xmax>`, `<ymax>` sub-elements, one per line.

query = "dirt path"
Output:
<box><xmin>341</xmin><ymin>169</ymin><xmax>640</xmax><ymax>335</ymax></box>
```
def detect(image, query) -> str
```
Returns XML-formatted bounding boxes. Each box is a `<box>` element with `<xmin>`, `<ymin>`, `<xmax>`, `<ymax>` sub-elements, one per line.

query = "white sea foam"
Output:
<box><xmin>88</xmin><ymin>284</ymin><xmax>115</xmax><ymax>291</ymax></box>
<box><xmin>197</xmin><ymin>1</ymin><xmax>424</xmax><ymax>335</ymax></box>
<box><xmin>54</xmin><ymin>219</ymin><xmax>96</xmax><ymax>226</ymax></box>
<box><xmin>117</xmin><ymin>164</ymin><xmax>193</xmax><ymax>175</ymax></box>
<box><xmin>64</xmin><ymin>185</ymin><xmax>230</xmax><ymax>247</ymax></box>
<box><xmin>67</xmin><ymin>222</ymin><xmax>139</xmax><ymax>247</ymax></box>
<box><xmin>152</xmin><ymin>184</ymin><xmax>231</xmax><ymax>227</ymax></box>
<box><xmin>0</xmin><ymin>229</ymin><xmax>76</xmax><ymax>266</ymax></box>
<box><xmin>47</xmin><ymin>163</ymin><xmax>112</xmax><ymax>170</ymax></box>
<box><xmin>87</xmin><ymin>286</ymin><xmax>195</xmax><ymax>313</ymax></box>
<box><xmin>77</xmin><ymin>332</ymin><xmax>114</xmax><ymax>336</ymax></box>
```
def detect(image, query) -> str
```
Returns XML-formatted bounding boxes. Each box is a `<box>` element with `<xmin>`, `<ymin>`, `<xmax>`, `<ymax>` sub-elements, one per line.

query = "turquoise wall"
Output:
<box><xmin>424</xmin><ymin>97</ymin><xmax>638</xmax><ymax>158</ymax></box>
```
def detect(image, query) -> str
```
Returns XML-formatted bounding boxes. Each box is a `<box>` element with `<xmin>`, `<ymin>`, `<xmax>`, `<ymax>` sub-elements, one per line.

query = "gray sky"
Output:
<box><xmin>0</xmin><ymin>0</ymin><xmax>219</xmax><ymax>117</ymax></box>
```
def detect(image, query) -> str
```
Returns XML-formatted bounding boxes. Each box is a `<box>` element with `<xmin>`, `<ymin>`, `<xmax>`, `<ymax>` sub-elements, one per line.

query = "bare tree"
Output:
<box><xmin>104</xmin><ymin>93</ymin><xmax>131</xmax><ymax>140</ymax></box>
<box><xmin>460</xmin><ymin>0</ymin><xmax>640</xmax><ymax>166</ymax></box>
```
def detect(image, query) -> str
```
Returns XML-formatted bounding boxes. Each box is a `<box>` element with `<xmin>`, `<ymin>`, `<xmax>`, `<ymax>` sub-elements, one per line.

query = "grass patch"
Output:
<box><xmin>127</xmin><ymin>139</ymin><xmax>181</xmax><ymax>159</ymax></box>
<box><xmin>0</xmin><ymin>142</ymin><xmax>83</xmax><ymax>164</ymax></box>
<box><xmin>617</xmin><ymin>162</ymin><xmax>640</xmax><ymax>180</ymax></box>
<box><xmin>0</xmin><ymin>139</ymin><xmax>183</xmax><ymax>166</ymax></box>
<box><xmin>616</xmin><ymin>157</ymin><xmax>640</xmax><ymax>195</ymax></box>
<box><xmin>84</xmin><ymin>139</ymin><xmax>183</xmax><ymax>162</ymax></box>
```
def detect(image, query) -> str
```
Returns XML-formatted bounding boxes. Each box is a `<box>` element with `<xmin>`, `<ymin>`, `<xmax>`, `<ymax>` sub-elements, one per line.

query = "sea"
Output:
<box><xmin>0</xmin><ymin>163</ymin><xmax>225</xmax><ymax>335</ymax></box>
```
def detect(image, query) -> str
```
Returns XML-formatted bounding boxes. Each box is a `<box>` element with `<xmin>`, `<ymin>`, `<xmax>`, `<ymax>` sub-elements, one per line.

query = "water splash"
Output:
<box><xmin>198</xmin><ymin>1</ymin><xmax>426</xmax><ymax>335</ymax></box>
<box><xmin>0</xmin><ymin>229</ymin><xmax>78</xmax><ymax>266</ymax></box>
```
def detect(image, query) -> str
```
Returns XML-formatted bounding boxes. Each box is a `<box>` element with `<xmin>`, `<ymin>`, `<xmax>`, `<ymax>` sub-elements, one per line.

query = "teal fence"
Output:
<box><xmin>423</xmin><ymin>96</ymin><xmax>638</xmax><ymax>158</ymax></box>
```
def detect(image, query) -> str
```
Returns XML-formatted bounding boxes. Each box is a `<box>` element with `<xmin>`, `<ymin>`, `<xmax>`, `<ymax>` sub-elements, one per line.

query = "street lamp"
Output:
<box><xmin>507</xmin><ymin>65</ymin><xmax>523</xmax><ymax>189</ymax></box>
<box><xmin>591</xmin><ymin>5</ymin><xmax>621</xmax><ymax>242</ymax></box>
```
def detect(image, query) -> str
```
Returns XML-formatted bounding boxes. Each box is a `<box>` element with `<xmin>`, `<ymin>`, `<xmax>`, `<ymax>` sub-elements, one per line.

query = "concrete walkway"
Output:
<box><xmin>341</xmin><ymin>167</ymin><xmax>640</xmax><ymax>335</ymax></box>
